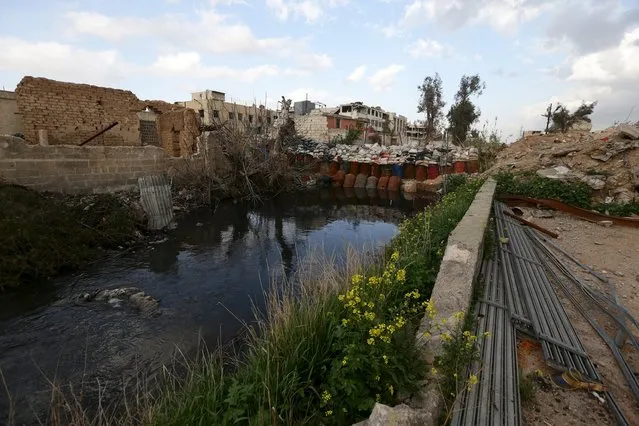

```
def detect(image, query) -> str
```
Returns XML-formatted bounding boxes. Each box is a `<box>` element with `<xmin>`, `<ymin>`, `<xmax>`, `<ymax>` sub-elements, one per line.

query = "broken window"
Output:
<box><xmin>342</xmin><ymin>105</ymin><xmax>352</xmax><ymax>113</ymax></box>
<box><xmin>336</xmin><ymin>118</ymin><xmax>341</xmax><ymax>128</ymax></box>
<box><xmin>213</xmin><ymin>110</ymin><xmax>220</xmax><ymax>118</ymax></box>
<box><xmin>199</xmin><ymin>109</ymin><xmax>204</xmax><ymax>118</ymax></box>
<box><xmin>229</xmin><ymin>112</ymin><xmax>236</xmax><ymax>120</ymax></box>
<box><xmin>238</xmin><ymin>113</ymin><xmax>243</xmax><ymax>120</ymax></box>
<box><xmin>249</xmin><ymin>115</ymin><xmax>254</xmax><ymax>123</ymax></box>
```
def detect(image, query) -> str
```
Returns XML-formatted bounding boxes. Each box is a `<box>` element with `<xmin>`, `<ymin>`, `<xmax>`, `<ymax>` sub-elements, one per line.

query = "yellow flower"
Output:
<box><xmin>391</xmin><ymin>251</ymin><xmax>399</xmax><ymax>261</ymax></box>
<box><xmin>321</xmin><ymin>390</ymin><xmax>332</xmax><ymax>403</ymax></box>
<box><xmin>325</xmin><ymin>410</ymin><xmax>333</xmax><ymax>417</ymax></box>
<box><xmin>431</xmin><ymin>367</ymin><xmax>438</xmax><ymax>375</ymax></box>
<box><xmin>338</xmin><ymin>294</ymin><xmax>345</xmax><ymax>302</ymax></box>
<box><xmin>342</xmin><ymin>357</ymin><xmax>348</xmax><ymax>366</ymax></box>
<box><xmin>341</xmin><ymin>319</ymin><xmax>349</xmax><ymax>326</ymax></box>
<box><xmin>383</xmin><ymin>355</ymin><xmax>389</xmax><ymax>364</ymax></box>
<box><xmin>396</xmin><ymin>269</ymin><xmax>406</xmax><ymax>282</ymax></box>
<box><xmin>441</xmin><ymin>332</ymin><xmax>453</xmax><ymax>342</ymax></box>
<box><xmin>367</xmin><ymin>338</ymin><xmax>375</xmax><ymax>345</ymax></box>
<box><xmin>368</xmin><ymin>276</ymin><xmax>379</xmax><ymax>286</ymax></box>
<box><xmin>364</xmin><ymin>311</ymin><xmax>376</xmax><ymax>321</ymax></box>
<box><xmin>454</xmin><ymin>311</ymin><xmax>465</xmax><ymax>321</ymax></box>
<box><xmin>388</xmin><ymin>384</ymin><xmax>394</xmax><ymax>395</ymax></box>
<box><xmin>468</xmin><ymin>374</ymin><xmax>478</xmax><ymax>386</ymax></box>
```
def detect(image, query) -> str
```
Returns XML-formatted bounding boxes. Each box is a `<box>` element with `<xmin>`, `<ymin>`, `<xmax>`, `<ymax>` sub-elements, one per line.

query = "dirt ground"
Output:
<box><xmin>518</xmin><ymin>209</ymin><xmax>639</xmax><ymax>425</ymax></box>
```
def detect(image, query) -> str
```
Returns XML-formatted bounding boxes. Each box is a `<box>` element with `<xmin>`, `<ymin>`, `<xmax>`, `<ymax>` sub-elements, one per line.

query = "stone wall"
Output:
<box><xmin>0</xmin><ymin>90</ymin><xmax>22</xmax><ymax>136</ymax></box>
<box><xmin>0</xmin><ymin>135</ymin><xmax>171</xmax><ymax>193</ymax></box>
<box><xmin>15</xmin><ymin>77</ymin><xmax>199</xmax><ymax>154</ymax></box>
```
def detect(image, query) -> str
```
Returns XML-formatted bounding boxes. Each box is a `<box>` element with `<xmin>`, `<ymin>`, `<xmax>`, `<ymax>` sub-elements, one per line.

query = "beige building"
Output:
<box><xmin>181</xmin><ymin>90</ymin><xmax>275</xmax><ymax>133</ymax></box>
<box><xmin>0</xmin><ymin>90</ymin><xmax>22</xmax><ymax>136</ymax></box>
<box><xmin>336</xmin><ymin>102</ymin><xmax>407</xmax><ymax>145</ymax></box>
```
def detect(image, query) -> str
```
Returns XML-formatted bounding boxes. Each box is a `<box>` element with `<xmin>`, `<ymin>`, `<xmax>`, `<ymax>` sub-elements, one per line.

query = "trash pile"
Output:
<box><xmin>487</xmin><ymin>123</ymin><xmax>639</xmax><ymax>203</ymax></box>
<box><xmin>287</xmin><ymin>138</ymin><xmax>478</xmax><ymax>165</ymax></box>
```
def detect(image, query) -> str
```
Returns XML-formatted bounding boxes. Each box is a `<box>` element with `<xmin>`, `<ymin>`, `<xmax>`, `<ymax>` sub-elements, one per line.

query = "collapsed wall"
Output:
<box><xmin>15</xmin><ymin>77</ymin><xmax>200</xmax><ymax>155</ymax></box>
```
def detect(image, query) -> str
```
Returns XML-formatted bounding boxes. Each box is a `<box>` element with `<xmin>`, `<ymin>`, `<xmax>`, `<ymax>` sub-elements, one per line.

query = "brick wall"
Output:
<box><xmin>0</xmin><ymin>135</ymin><xmax>171</xmax><ymax>193</ymax></box>
<box><xmin>14</xmin><ymin>77</ymin><xmax>199</xmax><ymax>152</ymax></box>
<box><xmin>0</xmin><ymin>91</ymin><xmax>22</xmax><ymax>136</ymax></box>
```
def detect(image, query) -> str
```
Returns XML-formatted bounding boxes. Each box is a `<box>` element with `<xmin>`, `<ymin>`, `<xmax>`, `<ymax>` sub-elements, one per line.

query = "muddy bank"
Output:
<box><xmin>0</xmin><ymin>189</ymin><xmax>427</xmax><ymax>425</ymax></box>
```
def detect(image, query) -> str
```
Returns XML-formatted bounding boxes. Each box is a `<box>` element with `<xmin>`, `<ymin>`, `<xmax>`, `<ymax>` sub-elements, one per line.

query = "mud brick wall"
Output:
<box><xmin>158</xmin><ymin>109</ymin><xmax>200</xmax><ymax>157</ymax></box>
<box><xmin>0</xmin><ymin>90</ymin><xmax>22</xmax><ymax>136</ymax></box>
<box><xmin>0</xmin><ymin>135</ymin><xmax>171</xmax><ymax>193</ymax></box>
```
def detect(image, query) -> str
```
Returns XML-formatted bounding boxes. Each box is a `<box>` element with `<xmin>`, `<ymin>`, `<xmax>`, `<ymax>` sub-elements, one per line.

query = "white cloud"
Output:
<box><xmin>0</xmin><ymin>36</ymin><xmax>132</xmax><ymax>85</ymax></box>
<box><xmin>265</xmin><ymin>0</ymin><xmax>349</xmax><ymax>23</ymax></box>
<box><xmin>151</xmin><ymin>52</ymin><xmax>280</xmax><ymax>82</ymax></box>
<box><xmin>369</xmin><ymin>64</ymin><xmax>404</xmax><ymax>92</ymax></box>
<box><xmin>406</xmin><ymin>38</ymin><xmax>446</xmax><ymax>58</ymax></box>
<box><xmin>347</xmin><ymin>65</ymin><xmax>367</xmax><ymax>82</ymax></box>
<box><xmin>64</xmin><ymin>10</ymin><xmax>305</xmax><ymax>56</ymax></box>
<box><xmin>401</xmin><ymin>0</ymin><xmax>557</xmax><ymax>34</ymax></box>
<box><xmin>296</xmin><ymin>53</ymin><xmax>333</xmax><ymax>70</ymax></box>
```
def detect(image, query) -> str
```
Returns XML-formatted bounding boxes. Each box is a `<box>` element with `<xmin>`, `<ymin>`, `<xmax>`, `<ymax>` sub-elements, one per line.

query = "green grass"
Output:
<box><xmin>148</xmin><ymin>180</ymin><xmax>485</xmax><ymax>426</ymax></box>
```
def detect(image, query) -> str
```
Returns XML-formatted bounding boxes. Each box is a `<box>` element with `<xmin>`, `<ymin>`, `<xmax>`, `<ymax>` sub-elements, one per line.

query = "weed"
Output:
<box><xmin>494</xmin><ymin>171</ymin><xmax>592</xmax><ymax>208</ymax></box>
<box><xmin>519</xmin><ymin>371</ymin><xmax>537</xmax><ymax>407</ymax></box>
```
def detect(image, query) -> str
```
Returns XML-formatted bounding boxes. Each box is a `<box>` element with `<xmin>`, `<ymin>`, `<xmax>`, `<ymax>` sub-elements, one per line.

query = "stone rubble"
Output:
<box><xmin>287</xmin><ymin>138</ymin><xmax>477</xmax><ymax>166</ymax></box>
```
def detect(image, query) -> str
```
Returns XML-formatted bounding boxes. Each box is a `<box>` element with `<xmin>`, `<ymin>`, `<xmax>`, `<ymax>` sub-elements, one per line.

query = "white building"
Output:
<box><xmin>336</xmin><ymin>102</ymin><xmax>407</xmax><ymax>145</ymax></box>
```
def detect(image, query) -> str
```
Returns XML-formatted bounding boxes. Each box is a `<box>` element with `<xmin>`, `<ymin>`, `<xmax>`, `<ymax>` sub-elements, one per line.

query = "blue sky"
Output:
<box><xmin>1</xmin><ymin>0</ymin><xmax>638</xmax><ymax>141</ymax></box>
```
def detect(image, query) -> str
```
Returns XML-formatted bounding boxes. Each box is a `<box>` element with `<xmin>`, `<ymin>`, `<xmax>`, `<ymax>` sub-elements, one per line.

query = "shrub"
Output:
<box><xmin>494</xmin><ymin>171</ymin><xmax>591</xmax><ymax>208</ymax></box>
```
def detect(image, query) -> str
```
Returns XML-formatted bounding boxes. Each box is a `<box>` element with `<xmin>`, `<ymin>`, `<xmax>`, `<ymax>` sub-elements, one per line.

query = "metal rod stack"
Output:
<box><xmin>494</xmin><ymin>202</ymin><xmax>598</xmax><ymax>380</ymax></box>
<box><xmin>451</xmin><ymin>253</ymin><xmax>522</xmax><ymax>426</ymax></box>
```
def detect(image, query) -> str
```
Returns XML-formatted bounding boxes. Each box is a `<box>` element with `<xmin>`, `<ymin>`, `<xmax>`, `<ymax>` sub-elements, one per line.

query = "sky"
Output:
<box><xmin>1</xmin><ymin>0</ymin><xmax>638</xmax><ymax>142</ymax></box>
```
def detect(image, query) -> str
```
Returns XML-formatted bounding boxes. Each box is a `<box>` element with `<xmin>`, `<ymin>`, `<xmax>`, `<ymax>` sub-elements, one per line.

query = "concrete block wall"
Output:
<box><xmin>0</xmin><ymin>135</ymin><xmax>170</xmax><ymax>193</ymax></box>
<box><xmin>0</xmin><ymin>90</ymin><xmax>22</xmax><ymax>136</ymax></box>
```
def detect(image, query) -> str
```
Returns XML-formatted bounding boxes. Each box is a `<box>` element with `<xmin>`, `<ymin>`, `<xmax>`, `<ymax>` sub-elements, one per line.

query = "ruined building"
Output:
<box><xmin>11</xmin><ymin>77</ymin><xmax>200</xmax><ymax>157</ymax></box>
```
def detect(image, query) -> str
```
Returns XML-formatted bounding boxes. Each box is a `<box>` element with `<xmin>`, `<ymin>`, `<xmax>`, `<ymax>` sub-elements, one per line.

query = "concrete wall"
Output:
<box><xmin>0</xmin><ymin>91</ymin><xmax>22</xmax><ymax>136</ymax></box>
<box><xmin>15</xmin><ymin>77</ymin><xmax>198</xmax><ymax>155</ymax></box>
<box><xmin>0</xmin><ymin>135</ymin><xmax>170</xmax><ymax>193</ymax></box>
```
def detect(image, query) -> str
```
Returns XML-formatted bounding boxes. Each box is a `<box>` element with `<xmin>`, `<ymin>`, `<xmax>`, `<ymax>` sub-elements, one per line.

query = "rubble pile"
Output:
<box><xmin>287</xmin><ymin>138</ymin><xmax>478</xmax><ymax>166</ymax></box>
<box><xmin>487</xmin><ymin>124</ymin><xmax>639</xmax><ymax>203</ymax></box>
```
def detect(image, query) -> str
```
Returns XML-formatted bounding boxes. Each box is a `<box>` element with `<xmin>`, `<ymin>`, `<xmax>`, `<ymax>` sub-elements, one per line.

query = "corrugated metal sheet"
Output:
<box><xmin>138</xmin><ymin>174</ymin><xmax>173</xmax><ymax>230</ymax></box>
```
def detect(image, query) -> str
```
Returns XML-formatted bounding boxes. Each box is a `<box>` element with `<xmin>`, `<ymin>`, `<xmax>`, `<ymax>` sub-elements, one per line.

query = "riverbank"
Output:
<box><xmin>145</xmin><ymin>178</ymin><xmax>483</xmax><ymax>425</ymax></box>
<box><xmin>0</xmin><ymin>184</ymin><xmax>146</xmax><ymax>290</ymax></box>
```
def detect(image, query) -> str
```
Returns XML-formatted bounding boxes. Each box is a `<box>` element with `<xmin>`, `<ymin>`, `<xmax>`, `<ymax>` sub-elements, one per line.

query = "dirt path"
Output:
<box><xmin>519</xmin><ymin>210</ymin><xmax>639</xmax><ymax>425</ymax></box>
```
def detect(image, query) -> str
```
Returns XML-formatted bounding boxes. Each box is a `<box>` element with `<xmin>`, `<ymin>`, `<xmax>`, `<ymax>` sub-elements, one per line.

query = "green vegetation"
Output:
<box><xmin>0</xmin><ymin>184</ymin><xmax>141</xmax><ymax>290</ymax></box>
<box><xmin>150</xmin><ymin>179</ymin><xmax>484</xmax><ymax>425</ymax></box>
<box><xmin>417</xmin><ymin>73</ymin><xmax>446</xmax><ymax>141</ymax></box>
<box><xmin>494</xmin><ymin>171</ymin><xmax>592</xmax><ymax>208</ymax></box>
<box><xmin>447</xmin><ymin>75</ymin><xmax>486</xmax><ymax>145</ymax></box>
<box><xmin>495</xmin><ymin>171</ymin><xmax>639</xmax><ymax>216</ymax></box>
<box><xmin>518</xmin><ymin>371</ymin><xmax>537</xmax><ymax>407</ymax></box>
<box><xmin>542</xmin><ymin>102</ymin><xmax>597</xmax><ymax>133</ymax></box>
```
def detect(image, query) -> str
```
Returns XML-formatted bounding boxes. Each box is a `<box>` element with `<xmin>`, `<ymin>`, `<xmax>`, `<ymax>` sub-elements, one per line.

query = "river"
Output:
<box><xmin>0</xmin><ymin>188</ymin><xmax>432</xmax><ymax>424</ymax></box>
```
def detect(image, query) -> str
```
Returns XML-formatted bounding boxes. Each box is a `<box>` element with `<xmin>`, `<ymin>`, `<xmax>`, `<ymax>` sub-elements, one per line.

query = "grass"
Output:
<box><xmin>0</xmin><ymin>184</ymin><xmax>142</xmax><ymax>290</ymax></box>
<box><xmin>519</xmin><ymin>371</ymin><xmax>537</xmax><ymax>407</ymax></box>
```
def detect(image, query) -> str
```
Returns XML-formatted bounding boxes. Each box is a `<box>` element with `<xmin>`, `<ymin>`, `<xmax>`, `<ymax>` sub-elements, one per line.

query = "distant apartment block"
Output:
<box><xmin>180</xmin><ymin>90</ymin><xmax>275</xmax><ymax>132</ymax></box>
<box><xmin>336</xmin><ymin>102</ymin><xmax>407</xmax><ymax>145</ymax></box>
<box><xmin>407</xmin><ymin>122</ymin><xmax>426</xmax><ymax>144</ymax></box>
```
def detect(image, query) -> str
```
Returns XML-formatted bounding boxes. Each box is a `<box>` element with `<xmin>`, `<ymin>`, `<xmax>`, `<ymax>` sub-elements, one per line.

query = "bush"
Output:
<box><xmin>494</xmin><ymin>171</ymin><xmax>591</xmax><ymax>208</ymax></box>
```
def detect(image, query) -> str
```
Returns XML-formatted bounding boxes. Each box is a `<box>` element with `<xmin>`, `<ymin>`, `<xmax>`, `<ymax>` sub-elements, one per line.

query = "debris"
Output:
<box><xmin>511</xmin><ymin>206</ymin><xmax>524</xmax><ymax>216</ymax></box>
<box><xmin>595</xmin><ymin>242</ymin><xmax>604</xmax><ymax>246</ymax></box>
<box><xmin>615</xmin><ymin>271</ymin><xmax>625</xmax><ymax>277</ymax></box>
<box><xmin>500</xmin><ymin>237</ymin><xmax>510</xmax><ymax>244</ymax></box>
<box><xmin>592</xmin><ymin>392</ymin><xmax>605</xmax><ymax>404</ymax></box>
<box><xmin>532</xmin><ymin>209</ymin><xmax>555</xmax><ymax>219</ymax></box>
<box><xmin>504</xmin><ymin>210</ymin><xmax>559</xmax><ymax>238</ymax></box>
<box><xmin>536</xmin><ymin>166</ymin><xmax>572</xmax><ymax>180</ymax></box>
<box><xmin>619</xmin><ymin>123</ymin><xmax>639</xmax><ymax>140</ymax></box>
<box><xmin>551</xmin><ymin>369</ymin><xmax>606</xmax><ymax>391</ymax></box>
<box><xmin>552</xmin><ymin>148</ymin><xmax>579</xmax><ymax>157</ymax></box>
<box><xmin>597</xmin><ymin>220</ymin><xmax>614</xmax><ymax>228</ymax></box>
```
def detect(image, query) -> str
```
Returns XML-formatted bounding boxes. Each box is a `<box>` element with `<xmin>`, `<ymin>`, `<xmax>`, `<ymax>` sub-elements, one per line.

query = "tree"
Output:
<box><xmin>447</xmin><ymin>74</ymin><xmax>485</xmax><ymax>145</ymax></box>
<box><xmin>550</xmin><ymin>101</ymin><xmax>597</xmax><ymax>133</ymax></box>
<box><xmin>417</xmin><ymin>73</ymin><xmax>446</xmax><ymax>141</ymax></box>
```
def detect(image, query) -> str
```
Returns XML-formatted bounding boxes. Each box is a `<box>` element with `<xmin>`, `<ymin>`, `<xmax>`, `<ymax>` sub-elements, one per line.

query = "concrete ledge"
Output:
<box><xmin>355</xmin><ymin>178</ymin><xmax>497</xmax><ymax>426</ymax></box>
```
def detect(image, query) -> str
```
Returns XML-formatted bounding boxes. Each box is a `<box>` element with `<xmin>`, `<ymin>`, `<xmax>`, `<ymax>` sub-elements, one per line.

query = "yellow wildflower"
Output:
<box><xmin>342</xmin><ymin>357</ymin><xmax>348</xmax><ymax>366</ymax></box>
<box><xmin>364</xmin><ymin>311</ymin><xmax>376</xmax><ymax>321</ymax></box>
<box><xmin>351</xmin><ymin>274</ymin><xmax>363</xmax><ymax>285</ymax></box>
<box><xmin>383</xmin><ymin>355</ymin><xmax>389</xmax><ymax>364</ymax></box>
<box><xmin>441</xmin><ymin>332</ymin><xmax>453</xmax><ymax>342</ymax></box>
<box><xmin>338</xmin><ymin>294</ymin><xmax>345</xmax><ymax>302</ymax></box>
<box><xmin>325</xmin><ymin>410</ymin><xmax>333</xmax><ymax>417</ymax></box>
<box><xmin>367</xmin><ymin>338</ymin><xmax>375</xmax><ymax>345</ymax></box>
<box><xmin>391</xmin><ymin>251</ymin><xmax>399</xmax><ymax>261</ymax></box>
<box><xmin>468</xmin><ymin>374</ymin><xmax>478</xmax><ymax>386</ymax></box>
<box><xmin>396</xmin><ymin>269</ymin><xmax>406</xmax><ymax>282</ymax></box>
<box><xmin>431</xmin><ymin>367</ymin><xmax>438</xmax><ymax>375</ymax></box>
<box><xmin>388</xmin><ymin>384</ymin><xmax>394</xmax><ymax>395</ymax></box>
<box><xmin>454</xmin><ymin>311</ymin><xmax>465</xmax><ymax>321</ymax></box>
<box><xmin>321</xmin><ymin>390</ymin><xmax>332</xmax><ymax>403</ymax></box>
<box><xmin>341</xmin><ymin>319</ymin><xmax>349</xmax><ymax>326</ymax></box>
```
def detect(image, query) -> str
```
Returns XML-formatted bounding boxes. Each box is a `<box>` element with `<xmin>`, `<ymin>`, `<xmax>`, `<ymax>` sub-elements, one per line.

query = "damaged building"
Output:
<box><xmin>9</xmin><ymin>76</ymin><xmax>200</xmax><ymax>157</ymax></box>
<box><xmin>293</xmin><ymin>109</ymin><xmax>367</xmax><ymax>143</ymax></box>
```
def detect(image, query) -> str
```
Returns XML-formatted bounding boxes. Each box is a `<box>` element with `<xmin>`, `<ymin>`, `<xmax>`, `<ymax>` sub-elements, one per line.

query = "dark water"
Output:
<box><xmin>0</xmin><ymin>189</ymin><xmax>432</xmax><ymax>424</ymax></box>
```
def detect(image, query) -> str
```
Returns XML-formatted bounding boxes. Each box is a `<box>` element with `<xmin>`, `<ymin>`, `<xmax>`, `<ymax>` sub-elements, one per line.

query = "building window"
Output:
<box><xmin>229</xmin><ymin>112</ymin><xmax>236</xmax><ymax>120</ymax></box>
<box><xmin>342</xmin><ymin>105</ymin><xmax>352</xmax><ymax>113</ymax></box>
<box><xmin>249</xmin><ymin>115</ymin><xmax>254</xmax><ymax>123</ymax></box>
<box><xmin>336</xmin><ymin>118</ymin><xmax>341</xmax><ymax>128</ymax></box>
<box><xmin>213</xmin><ymin>110</ymin><xmax>220</xmax><ymax>118</ymax></box>
<box><xmin>198</xmin><ymin>109</ymin><xmax>204</xmax><ymax>118</ymax></box>
<box><xmin>238</xmin><ymin>113</ymin><xmax>243</xmax><ymax>120</ymax></box>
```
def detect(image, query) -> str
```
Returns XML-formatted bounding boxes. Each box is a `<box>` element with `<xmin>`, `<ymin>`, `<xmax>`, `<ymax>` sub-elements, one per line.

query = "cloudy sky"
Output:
<box><xmin>1</xmin><ymin>0</ymin><xmax>638</xmax><ymax>141</ymax></box>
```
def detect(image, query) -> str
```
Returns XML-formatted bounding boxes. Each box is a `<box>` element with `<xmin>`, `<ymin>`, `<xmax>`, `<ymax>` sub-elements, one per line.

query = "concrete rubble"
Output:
<box><xmin>488</xmin><ymin>123</ymin><xmax>639</xmax><ymax>203</ymax></box>
<box><xmin>287</xmin><ymin>138</ymin><xmax>477</xmax><ymax>166</ymax></box>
